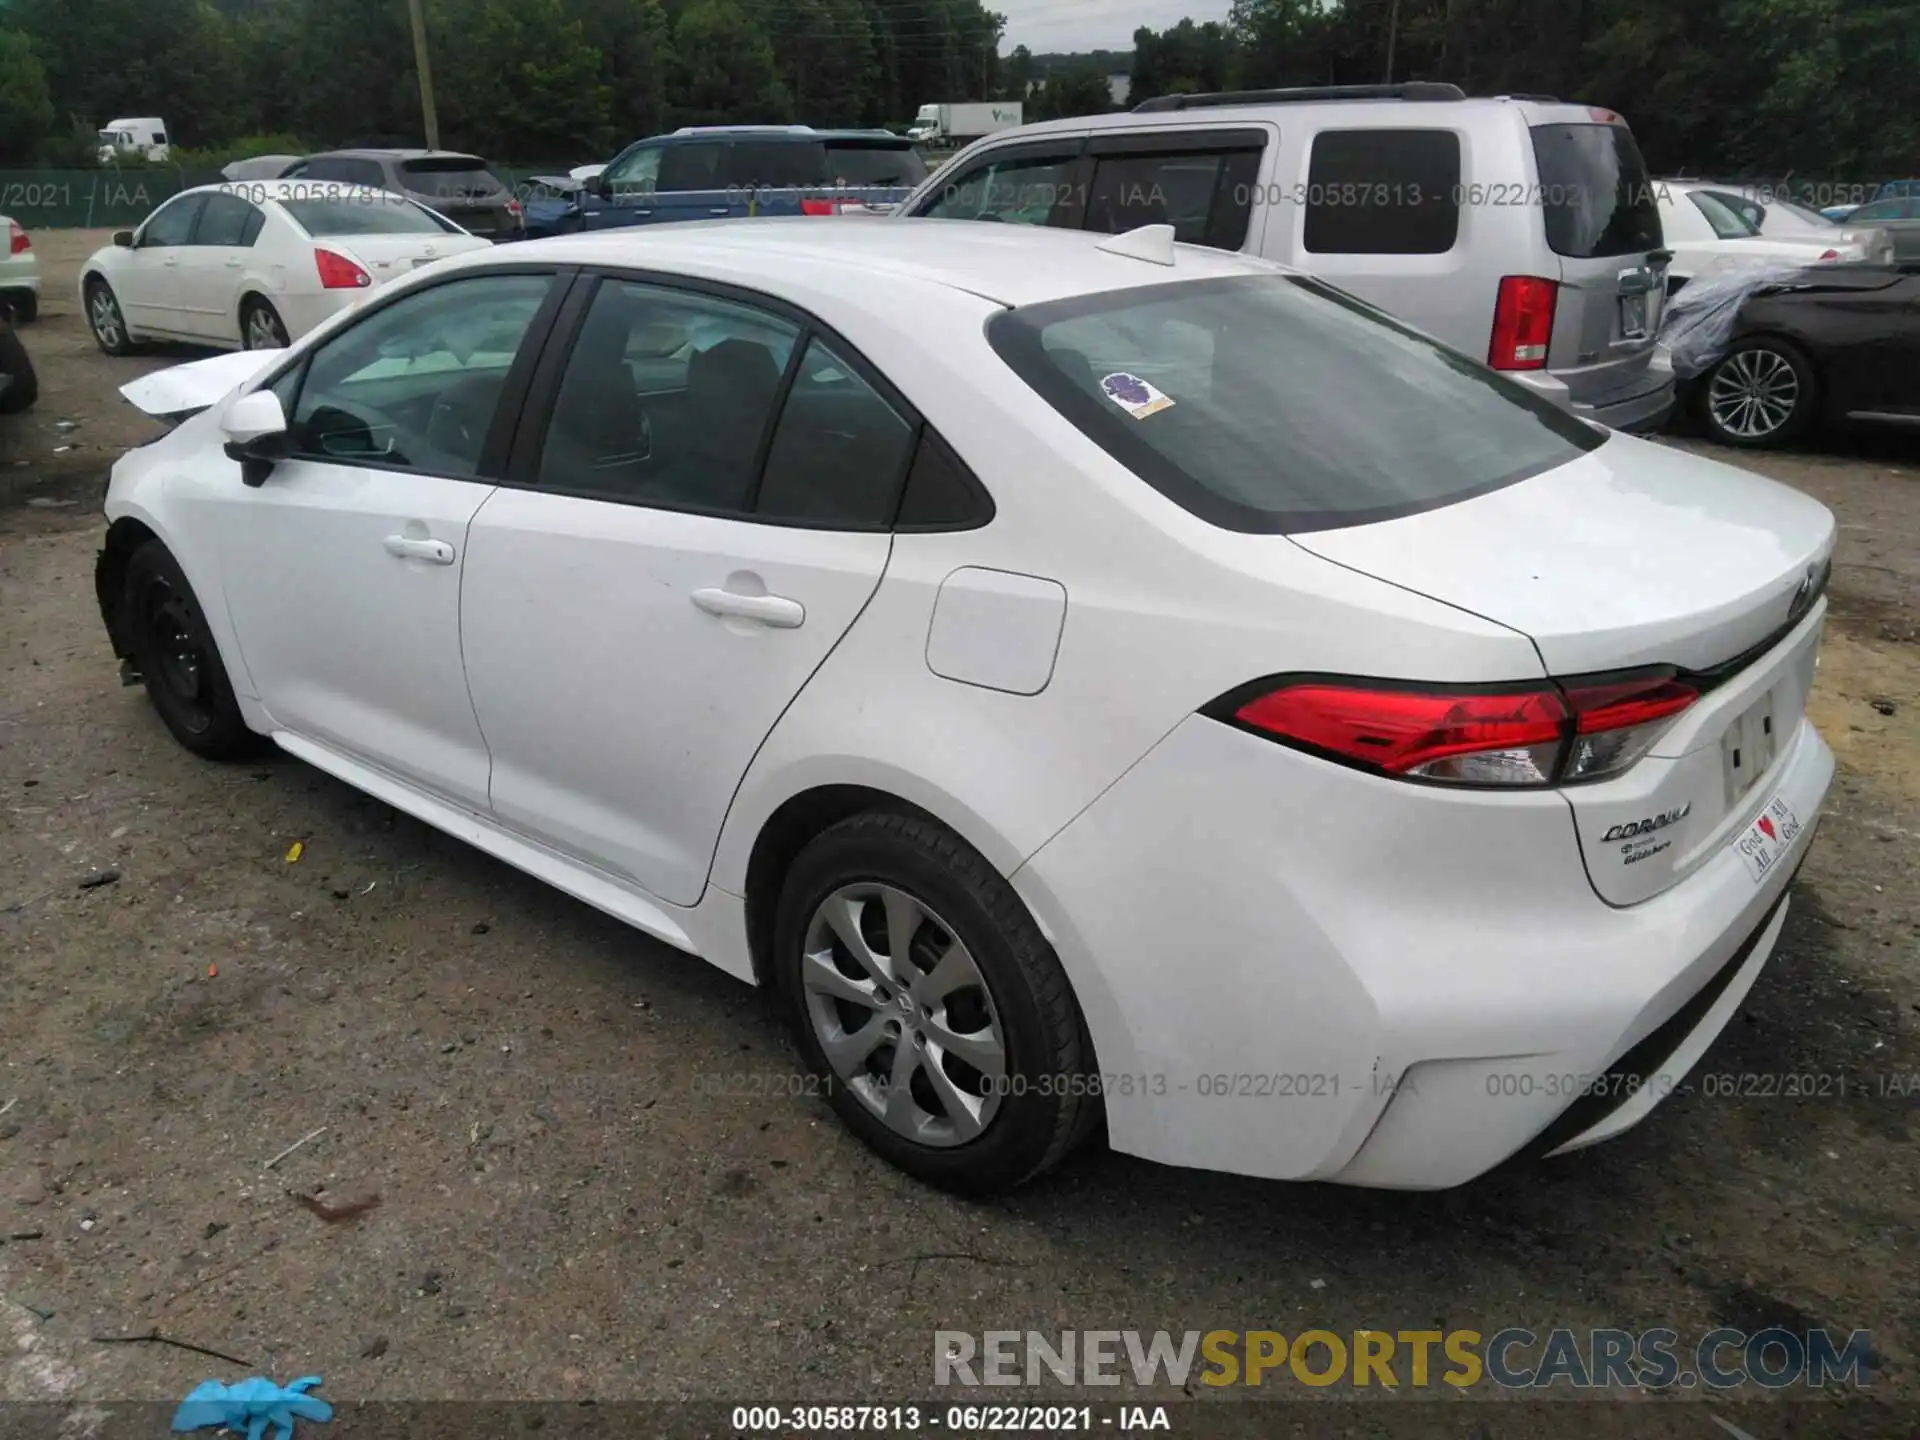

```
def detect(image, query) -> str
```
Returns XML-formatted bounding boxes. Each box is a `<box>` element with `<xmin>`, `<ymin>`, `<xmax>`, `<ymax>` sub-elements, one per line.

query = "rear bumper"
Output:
<box><xmin>1513</xmin><ymin>353</ymin><xmax>1676</xmax><ymax>433</ymax></box>
<box><xmin>1011</xmin><ymin>709</ymin><xmax>1832</xmax><ymax>1188</ymax></box>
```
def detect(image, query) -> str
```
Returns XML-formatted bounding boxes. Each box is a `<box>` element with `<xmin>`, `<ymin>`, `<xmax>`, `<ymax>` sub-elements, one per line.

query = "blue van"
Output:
<box><xmin>536</xmin><ymin>126</ymin><xmax>929</xmax><ymax>235</ymax></box>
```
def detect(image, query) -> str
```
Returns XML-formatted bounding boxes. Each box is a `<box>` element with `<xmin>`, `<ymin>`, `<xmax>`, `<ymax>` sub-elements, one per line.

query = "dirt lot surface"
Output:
<box><xmin>2</xmin><ymin>230</ymin><xmax>1917</xmax><ymax>1435</ymax></box>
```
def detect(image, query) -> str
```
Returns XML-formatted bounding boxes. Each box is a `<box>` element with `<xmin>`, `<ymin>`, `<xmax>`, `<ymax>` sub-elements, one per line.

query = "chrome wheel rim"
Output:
<box><xmin>1708</xmin><ymin>349</ymin><xmax>1799</xmax><ymax>439</ymax></box>
<box><xmin>90</xmin><ymin>290</ymin><xmax>122</xmax><ymax>348</ymax></box>
<box><xmin>245</xmin><ymin>307</ymin><xmax>282</xmax><ymax>349</ymax></box>
<box><xmin>801</xmin><ymin>883</ymin><xmax>1006</xmax><ymax>1147</ymax></box>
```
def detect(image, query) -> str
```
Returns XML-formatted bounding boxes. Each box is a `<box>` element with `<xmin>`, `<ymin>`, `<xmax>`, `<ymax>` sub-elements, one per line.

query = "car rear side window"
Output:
<box><xmin>1084</xmin><ymin>140</ymin><xmax>1263</xmax><ymax>251</ymax></box>
<box><xmin>534</xmin><ymin>279</ymin><xmax>799</xmax><ymax>513</ymax></box>
<box><xmin>755</xmin><ymin>336</ymin><xmax>917</xmax><ymax>528</ymax></box>
<box><xmin>1530</xmin><ymin>123</ymin><xmax>1663</xmax><ymax>258</ymax></box>
<box><xmin>1689</xmin><ymin>190</ymin><xmax>1760</xmax><ymax>240</ymax></box>
<box><xmin>987</xmin><ymin>274</ymin><xmax>1602</xmax><ymax>535</ymax></box>
<box><xmin>658</xmin><ymin>143</ymin><xmax>725</xmax><ymax>193</ymax></box>
<box><xmin>1302</xmin><ymin>129</ymin><xmax>1461</xmax><ymax>255</ymax></box>
<box><xmin>724</xmin><ymin>141</ymin><xmax>825</xmax><ymax>189</ymax></box>
<box><xmin>193</xmin><ymin>193</ymin><xmax>260</xmax><ymax>247</ymax></box>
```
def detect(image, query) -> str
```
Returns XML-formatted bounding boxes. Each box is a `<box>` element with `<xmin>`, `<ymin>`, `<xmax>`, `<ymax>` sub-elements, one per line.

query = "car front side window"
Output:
<box><xmin>915</xmin><ymin>147</ymin><xmax>1087</xmax><ymax>226</ymax></box>
<box><xmin>286</xmin><ymin>273</ymin><xmax>556</xmax><ymax>478</ymax></box>
<box><xmin>605</xmin><ymin>144</ymin><xmax>663</xmax><ymax>198</ymax></box>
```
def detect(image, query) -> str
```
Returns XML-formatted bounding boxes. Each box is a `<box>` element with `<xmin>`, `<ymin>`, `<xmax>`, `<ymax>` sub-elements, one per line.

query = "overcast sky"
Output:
<box><xmin>1000</xmin><ymin>0</ymin><xmax>1233</xmax><ymax>55</ymax></box>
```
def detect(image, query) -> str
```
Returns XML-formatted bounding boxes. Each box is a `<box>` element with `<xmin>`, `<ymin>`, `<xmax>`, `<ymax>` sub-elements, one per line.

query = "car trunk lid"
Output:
<box><xmin>1289</xmin><ymin>433</ymin><xmax>1835</xmax><ymax>904</ymax></box>
<box><xmin>333</xmin><ymin>232</ymin><xmax>487</xmax><ymax>279</ymax></box>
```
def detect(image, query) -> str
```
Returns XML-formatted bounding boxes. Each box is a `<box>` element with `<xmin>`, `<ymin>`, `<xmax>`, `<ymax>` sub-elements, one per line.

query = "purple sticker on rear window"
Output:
<box><xmin>1099</xmin><ymin>371</ymin><xmax>1175</xmax><ymax>419</ymax></box>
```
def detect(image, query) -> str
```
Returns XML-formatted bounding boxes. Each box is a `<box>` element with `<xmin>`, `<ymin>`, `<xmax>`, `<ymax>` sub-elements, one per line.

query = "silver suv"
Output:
<box><xmin>894</xmin><ymin>83</ymin><xmax>1675</xmax><ymax>431</ymax></box>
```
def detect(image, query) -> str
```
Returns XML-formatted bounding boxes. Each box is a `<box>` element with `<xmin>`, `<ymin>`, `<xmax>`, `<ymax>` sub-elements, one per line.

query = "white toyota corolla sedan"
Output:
<box><xmin>79</xmin><ymin>179</ymin><xmax>492</xmax><ymax>355</ymax></box>
<box><xmin>96</xmin><ymin>219</ymin><xmax>1835</xmax><ymax>1195</ymax></box>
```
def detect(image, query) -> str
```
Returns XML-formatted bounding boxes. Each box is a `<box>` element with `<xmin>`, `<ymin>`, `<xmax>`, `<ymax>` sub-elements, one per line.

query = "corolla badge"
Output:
<box><xmin>1601</xmin><ymin>803</ymin><xmax>1692</xmax><ymax>844</ymax></box>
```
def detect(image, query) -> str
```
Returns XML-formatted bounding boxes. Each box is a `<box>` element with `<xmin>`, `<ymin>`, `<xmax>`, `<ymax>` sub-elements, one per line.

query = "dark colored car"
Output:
<box><xmin>281</xmin><ymin>150</ymin><xmax>526</xmax><ymax>241</ymax></box>
<box><xmin>0</xmin><ymin>315</ymin><xmax>36</xmax><ymax>414</ymax></box>
<box><xmin>1685</xmin><ymin>263</ymin><xmax>1920</xmax><ymax>448</ymax></box>
<box><xmin>557</xmin><ymin>126</ymin><xmax>928</xmax><ymax>235</ymax></box>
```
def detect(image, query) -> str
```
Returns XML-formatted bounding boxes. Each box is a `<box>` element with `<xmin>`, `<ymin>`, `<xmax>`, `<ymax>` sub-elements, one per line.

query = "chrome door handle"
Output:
<box><xmin>384</xmin><ymin>534</ymin><xmax>455</xmax><ymax>565</ymax></box>
<box><xmin>691</xmin><ymin>587</ymin><xmax>804</xmax><ymax>628</ymax></box>
<box><xmin>708</xmin><ymin>206</ymin><xmax>731</xmax><ymax>215</ymax></box>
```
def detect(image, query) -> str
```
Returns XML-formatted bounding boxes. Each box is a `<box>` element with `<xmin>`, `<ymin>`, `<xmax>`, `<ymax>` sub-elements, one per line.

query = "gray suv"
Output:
<box><xmin>282</xmin><ymin>149</ymin><xmax>525</xmax><ymax>241</ymax></box>
<box><xmin>895</xmin><ymin>83</ymin><xmax>1675</xmax><ymax>430</ymax></box>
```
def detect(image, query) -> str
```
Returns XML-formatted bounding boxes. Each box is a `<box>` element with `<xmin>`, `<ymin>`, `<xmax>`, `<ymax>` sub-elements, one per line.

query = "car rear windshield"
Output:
<box><xmin>986</xmin><ymin>274</ymin><xmax>1604</xmax><ymax>535</ymax></box>
<box><xmin>823</xmin><ymin>142</ymin><xmax>928</xmax><ymax>188</ymax></box>
<box><xmin>280</xmin><ymin>196</ymin><xmax>457</xmax><ymax>236</ymax></box>
<box><xmin>1530</xmin><ymin>123</ymin><xmax>1663</xmax><ymax>259</ymax></box>
<box><xmin>400</xmin><ymin>157</ymin><xmax>506</xmax><ymax>199</ymax></box>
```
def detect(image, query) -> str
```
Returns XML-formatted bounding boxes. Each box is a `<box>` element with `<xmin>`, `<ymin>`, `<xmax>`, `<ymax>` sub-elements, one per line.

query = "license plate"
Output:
<box><xmin>1620</xmin><ymin>291</ymin><xmax>1649</xmax><ymax>339</ymax></box>
<box><xmin>1723</xmin><ymin>693</ymin><xmax>1776</xmax><ymax>802</ymax></box>
<box><xmin>1735</xmin><ymin>795</ymin><xmax>1801</xmax><ymax>882</ymax></box>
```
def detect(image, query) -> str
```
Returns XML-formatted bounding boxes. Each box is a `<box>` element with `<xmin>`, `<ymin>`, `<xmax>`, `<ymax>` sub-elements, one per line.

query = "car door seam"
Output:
<box><xmin>459</xmin><ymin>485</ymin><xmax>507</xmax><ymax>811</ymax></box>
<box><xmin>697</xmin><ymin>533</ymin><xmax>897</xmax><ymax>906</ymax></box>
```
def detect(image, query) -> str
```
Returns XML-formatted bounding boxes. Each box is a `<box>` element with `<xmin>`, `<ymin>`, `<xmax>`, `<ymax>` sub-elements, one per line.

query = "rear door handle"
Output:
<box><xmin>691</xmin><ymin>587</ymin><xmax>804</xmax><ymax>628</ymax></box>
<box><xmin>708</xmin><ymin>206</ymin><xmax>731</xmax><ymax>215</ymax></box>
<box><xmin>384</xmin><ymin>534</ymin><xmax>455</xmax><ymax>565</ymax></box>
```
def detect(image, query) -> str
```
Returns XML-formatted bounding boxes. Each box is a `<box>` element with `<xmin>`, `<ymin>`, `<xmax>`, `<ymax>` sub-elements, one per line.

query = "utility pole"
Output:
<box><xmin>1384</xmin><ymin>0</ymin><xmax>1402</xmax><ymax>83</ymax></box>
<box><xmin>408</xmin><ymin>0</ymin><xmax>441</xmax><ymax>150</ymax></box>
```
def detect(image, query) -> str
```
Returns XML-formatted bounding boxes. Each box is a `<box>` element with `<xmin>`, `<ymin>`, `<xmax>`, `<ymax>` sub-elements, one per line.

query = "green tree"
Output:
<box><xmin>1029</xmin><ymin>62</ymin><xmax>1111</xmax><ymax>120</ymax></box>
<box><xmin>442</xmin><ymin>0</ymin><xmax>609</xmax><ymax>159</ymax></box>
<box><xmin>0</xmin><ymin>27</ymin><xmax>56</xmax><ymax>162</ymax></box>
<box><xmin>669</xmin><ymin>0</ymin><xmax>792</xmax><ymax>126</ymax></box>
<box><xmin>569</xmin><ymin>0</ymin><xmax>672</xmax><ymax>148</ymax></box>
<box><xmin>771</xmin><ymin>0</ymin><xmax>880</xmax><ymax>128</ymax></box>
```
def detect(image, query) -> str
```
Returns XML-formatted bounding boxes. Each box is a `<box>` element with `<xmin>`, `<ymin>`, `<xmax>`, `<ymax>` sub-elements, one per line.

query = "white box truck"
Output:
<box><xmin>97</xmin><ymin>119</ymin><xmax>171</xmax><ymax>165</ymax></box>
<box><xmin>907</xmin><ymin>102</ymin><xmax>1023</xmax><ymax>146</ymax></box>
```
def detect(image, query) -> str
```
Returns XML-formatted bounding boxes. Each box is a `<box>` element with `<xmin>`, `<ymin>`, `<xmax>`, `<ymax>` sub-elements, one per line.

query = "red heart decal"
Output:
<box><xmin>1758</xmin><ymin>816</ymin><xmax>1777</xmax><ymax>840</ymax></box>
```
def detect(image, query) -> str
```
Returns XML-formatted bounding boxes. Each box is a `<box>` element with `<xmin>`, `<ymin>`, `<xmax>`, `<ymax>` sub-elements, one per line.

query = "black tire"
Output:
<box><xmin>774</xmin><ymin>811</ymin><xmax>1094</xmax><ymax>1196</ymax></box>
<box><xmin>3</xmin><ymin>290</ymin><xmax>37</xmax><ymax>324</ymax></box>
<box><xmin>0</xmin><ymin>322</ymin><xmax>35</xmax><ymax>415</ymax></box>
<box><xmin>240</xmin><ymin>296</ymin><xmax>289</xmax><ymax>350</ymax></box>
<box><xmin>122</xmin><ymin>541</ymin><xmax>262</xmax><ymax>760</ymax></box>
<box><xmin>84</xmin><ymin>278</ymin><xmax>138</xmax><ymax>356</ymax></box>
<box><xmin>1695</xmin><ymin>337</ymin><xmax>1818</xmax><ymax>450</ymax></box>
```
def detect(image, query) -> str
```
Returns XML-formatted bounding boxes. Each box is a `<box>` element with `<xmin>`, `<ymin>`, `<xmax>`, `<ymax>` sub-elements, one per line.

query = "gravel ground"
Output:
<box><xmin>1</xmin><ymin>230</ymin><xmax>1916</xmax><ymax>1437</ymax></box>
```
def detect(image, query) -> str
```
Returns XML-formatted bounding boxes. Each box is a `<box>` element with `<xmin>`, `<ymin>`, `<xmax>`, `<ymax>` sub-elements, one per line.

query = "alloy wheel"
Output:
<box><xmin>800</xmin><ymin>883</ymin><xmax>1007</xmax><ymax>1147</ymax></box>
<box><xmin>90</xmin><ymin>289</ymin><xmax>123</xmax><ymax>350</ymax></box>
<box><xmin>245</xmin><ymin>307</ymin><xmax>284</xmax><ymax>350</ymax></box>
<box><xmin>1708</xmin><ymin>348</ymin><xmax>1800</xmax><ymax>440</ymax></box>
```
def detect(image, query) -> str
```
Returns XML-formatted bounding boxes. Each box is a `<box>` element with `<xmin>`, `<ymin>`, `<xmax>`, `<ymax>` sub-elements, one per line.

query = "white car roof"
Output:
<box><xmin>990</xmin><ymin>94</ymin><xmax>1597</xmax><ymax>144</ymax></box>
<box><xmin>191</xmin><ymin>179</ymin><xmax>395</xmax><ymax>203</ymax></box>
<box><xmin>496</xmin><ymin>217</ymin><xmax>1283</xmax><ymax>308</ymax></box>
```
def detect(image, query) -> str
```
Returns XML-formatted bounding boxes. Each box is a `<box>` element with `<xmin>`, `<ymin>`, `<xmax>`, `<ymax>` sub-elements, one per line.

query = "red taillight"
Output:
<box><xmin>1222</xmin><ymin>673</ymin><xmax>1698</xmax><ymax>787</ymax></box>
<box><xmin>8</xmin><ymin>221</ymin><xmax>28</xmax><ymax>255</ymax></box>
<box><xmin>1489</xmin><ymin>275</ymin><xmax>1557</xmax><ymax>370</ymax></box>
<box><xmin>506</xmin><ymin>197</ymin><xmax>524</xmax><ymax>219</ymax></box>
<box><xmin>1561</xmin><ymin>675</ymin><xmax>1698</xmax><ymax>781</ymax></box>
<box><xmin>1818</xmin><ymin>248</ymin><xmax>1839</xmax><ymax>261</ymax></box>
<box><xmin>800</xmin><ymin>198</ymin><xmax>845</xmax><ymax>216</ymax></box>
<box><xmin>314</xmin><ymin>248</ymin><xmax>372</xmax><ymax>289</ymax></box>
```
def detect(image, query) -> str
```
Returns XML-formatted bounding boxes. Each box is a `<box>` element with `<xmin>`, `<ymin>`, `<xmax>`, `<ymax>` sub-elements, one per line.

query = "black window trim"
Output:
<box><xmin>500</xmin><ymin>263</ymin><xmax>973</xmax><ymax>533</ymax></box>
<box><xmin>255</xmin><ymin>263</ymin><xmax>579</xmax><ymax>485</ymax></box>
<box><xmin>1085</xmin><ymin>126</ymin><xmax>1267</xmax><ymax>158</ymax></box>
<box><xmin>984</xmin><ymin>272</ymin><xmax>1602</xmax><ymax>536</ymax></box>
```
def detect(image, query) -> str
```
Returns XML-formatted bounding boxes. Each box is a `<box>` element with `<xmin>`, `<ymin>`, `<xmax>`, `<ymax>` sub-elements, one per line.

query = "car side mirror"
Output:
<box><xmin>113</xmin><ymin>230</ymin><xmax>135</xmax><ymax>247</ymax></box>
<box><xmin>221</xmin><ymin>389</ymin><xmax>291</xmax><ymax>487</ymax></box>
<box><xmin>590</xmin><ymin>174</ymin><xmax>612</xmax><ymax>200</ymax></box>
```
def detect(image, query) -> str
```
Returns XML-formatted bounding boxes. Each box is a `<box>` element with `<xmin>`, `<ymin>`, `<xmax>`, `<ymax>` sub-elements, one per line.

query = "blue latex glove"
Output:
<box><xmin>172</xmin><ymin>1375</ymin><xmax>332</xmax><ymax>1440</ymax></box>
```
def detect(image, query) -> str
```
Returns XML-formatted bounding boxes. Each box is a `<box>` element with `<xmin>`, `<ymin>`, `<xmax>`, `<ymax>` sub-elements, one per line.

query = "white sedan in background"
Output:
<box><xmin>1656</xmin><ymin>180</ymin><xmax>1867</xmax><ymax>288</ymax></box>
<box><xmin>78</xmin><ymin>180</ymin><xmax>492</xmax><ymax>356</ymax></box>
<box><xmin>1</xmin><ymin>214</ymin><xmax>39</xmax><ymax>323</ymax></box>
<box><xmin>98</xmin><ymin>220</ymin><xmax>1833</xmax><ymax>1195</ymax></box>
